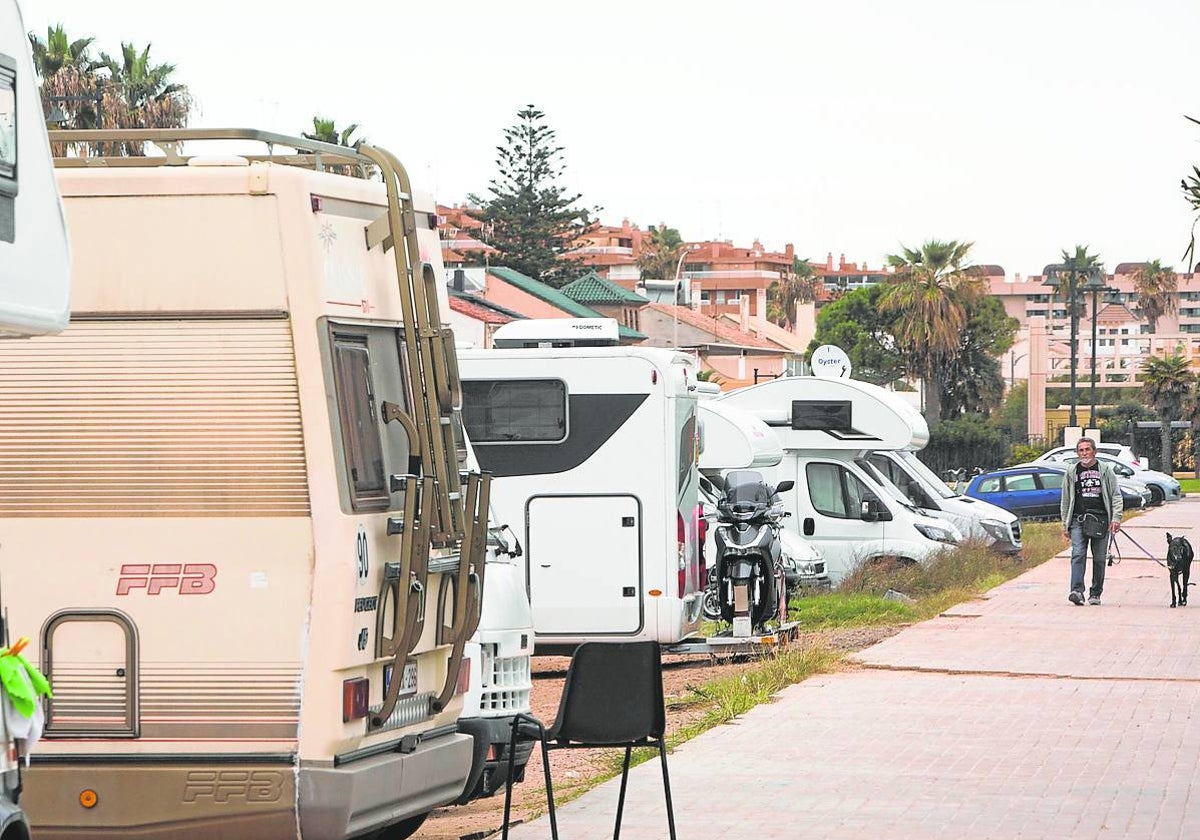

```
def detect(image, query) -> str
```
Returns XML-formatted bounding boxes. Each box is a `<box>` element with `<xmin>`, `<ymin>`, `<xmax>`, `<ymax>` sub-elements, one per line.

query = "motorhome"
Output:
<box><xmin>0</xmin><ymin>4</ymin><xmax>71</xmax><ymax>838</ymax></box>
<box><xmin>458</xmin><ymin>319</ymin><xmax>703</xmax><ymax>653</ymax></box>
<box><xmin>716</xmin><ymin>376</ymin><xmax>963</xmax><ymax>582</ymax></box>
<box><xmin>865</xmin><ymin>449</ymin><xmax>1022</xmax><ymax>553</ymax></box>
<box><xmin>0</xmin><ymin>127</ymin><xmax>531</xmax><ymax>840</ymax></box>
<box><xmin>0</xmin><ymin>0</ymin><xmax>70</xmax><ymax>336</ymax></box>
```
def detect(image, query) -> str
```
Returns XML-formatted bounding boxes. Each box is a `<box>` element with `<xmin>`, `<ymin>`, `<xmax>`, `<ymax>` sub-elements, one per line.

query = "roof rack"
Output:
<box><xmin>46</xmin><ymin>127</ymin><xmax>372</xmax><ymax>174</ymax></box>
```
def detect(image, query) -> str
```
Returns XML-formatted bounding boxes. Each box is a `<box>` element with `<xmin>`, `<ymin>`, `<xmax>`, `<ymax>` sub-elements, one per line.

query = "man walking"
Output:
<box><xmin>1060</xmin><ymin>437</ymin><xmax>1122</xmax><ymax>606</ymax></box>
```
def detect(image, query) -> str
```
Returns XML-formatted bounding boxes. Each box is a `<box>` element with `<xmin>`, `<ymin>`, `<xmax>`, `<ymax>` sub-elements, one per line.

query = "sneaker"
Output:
<box><xmin>1069</xmin><ymin>591</ymin><xmax>1084</xmax><ymax>605</ymax></box>
<box><xmin>1088</xmin><ymin>596</ymin><xmax>1101</xmax><ymax>606</ymax></box>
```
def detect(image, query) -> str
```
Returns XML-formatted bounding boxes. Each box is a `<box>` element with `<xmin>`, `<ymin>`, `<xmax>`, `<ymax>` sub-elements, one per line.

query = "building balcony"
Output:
<box><xmin>577</xmin><ymin>246</ymin><xmax>635</xmax><ymax>256</ymax></box>
<box><xmin>683</xmin><ymin>270</ymin><xmax>783</xmax><ymax>280</ymax></box>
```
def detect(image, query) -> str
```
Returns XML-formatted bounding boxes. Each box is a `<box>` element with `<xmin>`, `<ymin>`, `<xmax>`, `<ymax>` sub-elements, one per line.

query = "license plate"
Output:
<box><xmin>382</xmin><ymin>660</ymin><xmax>418</xmax><ymax>700</ymax></box>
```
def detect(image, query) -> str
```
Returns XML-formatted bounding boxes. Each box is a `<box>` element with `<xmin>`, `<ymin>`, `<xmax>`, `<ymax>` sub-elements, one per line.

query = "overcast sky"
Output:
<box><xmin>23</xmin><ymin>0</ymin><xmax>1200</xmax><ymax>277</ymax></box>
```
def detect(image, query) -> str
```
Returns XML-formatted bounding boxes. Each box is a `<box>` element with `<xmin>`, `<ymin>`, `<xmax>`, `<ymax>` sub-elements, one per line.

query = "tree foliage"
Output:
<box><xmin>469</xmin><ymin>105</ymin><xmax>599</xmax><ymax>287</ymax></box>
<box><xmin>1141</xmin><ymin>354</ymin><xmax>1196</xmax><ymax>472</ymax></box>
<box><xmin>809</xmin><ymin>280</ymin><xmax>1016</xmax><ymax>420</ymax></box>
<box><xmin>1130</xmin><ymin>259</ymin><xmax>1177</xmax><ymax>332</ymax></box>
<box><xmin>879</xmin><ymin>239</ymin><xmax>988</xmax><ymax>423</ymax></box>
<box><xmin>636</xmin><ymin>225</ymin><xmax>686</xmax><ymax>285</ymax></box>
<box><xmin>29</xmin><ymin>26</ymin><xmax>192</xmax><ymax>156</ymax></box>
<box><xmin>1184</xmin><ymin>114</ymin><xmax>1200</xmax><ymax>267</ymax></box>
<box><xmin>767</xmin><ymin>257</ymin><xmax>820</xmax><ymax>330</ymax></box>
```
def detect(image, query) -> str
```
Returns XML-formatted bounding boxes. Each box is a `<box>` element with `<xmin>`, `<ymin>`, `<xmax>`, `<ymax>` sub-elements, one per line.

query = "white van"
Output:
<box><xmin>865</xmin><ymin>450</ymin><xmax>1022</xmax><ymax>553</ymax></box>
<box><xmin>716</xmin><ymin>377</ymin><xmax>962</xmax><ymax>583</ymax></box>
<box><xmin>459</xmin><ymin>319</ymin><xmax>702</xmax><ymax>653</ymax></box>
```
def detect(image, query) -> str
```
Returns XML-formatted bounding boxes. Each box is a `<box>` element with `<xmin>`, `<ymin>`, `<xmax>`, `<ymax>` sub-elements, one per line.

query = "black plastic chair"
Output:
<box><xmin>501</xmin><ymin>640</ymin><xmax>677</xmax><ymax>840</ymax></box>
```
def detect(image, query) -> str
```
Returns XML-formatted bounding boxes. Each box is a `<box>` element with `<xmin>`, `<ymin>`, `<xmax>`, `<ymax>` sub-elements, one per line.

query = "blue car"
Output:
<box><xmin>966</xmin><ymin>464</ymin><xmax>1149</xmax><ymax>520</ymax></box>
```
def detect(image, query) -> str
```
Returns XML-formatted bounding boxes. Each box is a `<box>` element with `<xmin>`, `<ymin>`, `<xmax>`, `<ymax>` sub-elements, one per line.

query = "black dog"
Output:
<box><xmin>1166</xmin><ymin>533</ymin><xmax>1194</xmax><ymax>608</ymax></box>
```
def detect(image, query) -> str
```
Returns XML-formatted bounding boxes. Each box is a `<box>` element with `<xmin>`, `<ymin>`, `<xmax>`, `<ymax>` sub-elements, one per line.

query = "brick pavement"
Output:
<box><xmin>506</xmin><ymin>497</ymin><xmax>1200</xmax><ymax>839</ymax></box>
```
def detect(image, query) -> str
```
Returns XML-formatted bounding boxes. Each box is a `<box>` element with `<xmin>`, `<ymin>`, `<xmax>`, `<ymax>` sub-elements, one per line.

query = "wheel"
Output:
<box><xmin>1149</xmin><ymin>485</ymin><xmax>1165</xmax><ymax>506</ymax></box>
<box><xmin>374</xmin><ymin>812</ymin><xmax>429</xmax><ymax>840</ymax></box>
<box><xmin>701</xmin><ymin>582</ymin><xmax>722</xmax><ymax>621</ymax></box>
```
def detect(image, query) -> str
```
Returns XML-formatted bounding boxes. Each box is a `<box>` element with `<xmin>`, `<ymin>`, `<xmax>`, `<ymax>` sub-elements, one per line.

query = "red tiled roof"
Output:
<box><xmin>647</xmin><ymin>304</ymin><xmax>778</xmax><ymax>350</ymax></box>
<box><xmin>449</xmin><ymin>295</ymin><xmax>515</xmax><ymax>325</ymax></box>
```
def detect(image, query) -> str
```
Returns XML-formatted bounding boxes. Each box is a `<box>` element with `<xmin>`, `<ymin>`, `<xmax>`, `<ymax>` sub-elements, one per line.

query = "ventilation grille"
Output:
<box><xmin>479</xmin><ymin>645</ymin><xmax>531</xmax><ymax>716</ymax></box>
<box><xmin>367</xmin><ymin>692</ymin><xmax>434</xmax><ymax>734</ymax></box>
<box><xmin>0</xmin><ymin>319</ymin><xmax>310</xmax><ymax>517</ymax></box>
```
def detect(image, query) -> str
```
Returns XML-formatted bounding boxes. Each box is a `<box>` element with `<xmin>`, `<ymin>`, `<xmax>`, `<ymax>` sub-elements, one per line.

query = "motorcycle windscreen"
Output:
<box><xmin>527</xmin><ymin>494</ymin><xmax>642</xmax><ymax>635</ymax></box>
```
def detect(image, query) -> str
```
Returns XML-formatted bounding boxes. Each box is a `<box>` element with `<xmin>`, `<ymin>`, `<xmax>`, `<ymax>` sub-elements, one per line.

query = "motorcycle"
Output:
<box><xmin>703</xmin><ymin>470</ymin><xmax>794</xmax><ymax>634</ymax></box>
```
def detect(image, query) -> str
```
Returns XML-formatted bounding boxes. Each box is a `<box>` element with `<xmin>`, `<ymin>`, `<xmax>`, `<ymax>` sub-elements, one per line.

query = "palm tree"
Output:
<box><xmin>28</xmin><ymin>25</ymin><xmax>104</xmax><ymax>137</ymax></box>
<box><xmin>636</xmin><ymin>225</ymin><xmax>686</xmax><ymax>290</ymax></box>
<box><xmin>696</xmin><ymin>369</ymin><xmax>725</xmax><ymax>386</ymax></box>
<box><xmin>99</xmin><ymin>42</ymin><xmax>191</xmax><ymax>142</ymax></box>
<box><xmin>767</xmin><ymin>257</ymin><xmax>821</xmax><ymax>331</ymax></box>
<box><xmin>1051</xmin><ymin>245</ymin><xmax>1104</xmax><ymax>426</ymax></box>
<box><xmin>1130</xmin><ymin>259</ymin><xmax>1177</xmax><ymax>332</ymax></box>
<box><xmin>880</xmin><ymin>239</ymin><xmax>985</xmax><ymax>423</ymax></box>
<box><xmin>302</xmin><ymin>117</ymin><xmax>364</xmax><ymax>147</ymax></box>
<box><xmin>1141</xmin><ymin>354</ymin><xmax>1195</xmax><ymax>473</ymax></box>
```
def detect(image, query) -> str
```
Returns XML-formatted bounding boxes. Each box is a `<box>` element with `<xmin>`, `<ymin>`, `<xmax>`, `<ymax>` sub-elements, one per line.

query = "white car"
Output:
<box><xmin>1038</xmin><ymin>443</ymin><xmax>1142</xmax><ymax>468</ymax></box>
<box><xmin>1053</xmin><ymin>454</ymin><xmax>1182</xmax><ymax>505</ymax></box>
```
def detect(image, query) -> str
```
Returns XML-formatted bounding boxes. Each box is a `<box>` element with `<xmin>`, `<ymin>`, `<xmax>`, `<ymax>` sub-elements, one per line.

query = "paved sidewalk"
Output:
<box><xmin>508</xmin><ymin>499</ymin><xmax>1200</xmax><ymax>839</ymax></box>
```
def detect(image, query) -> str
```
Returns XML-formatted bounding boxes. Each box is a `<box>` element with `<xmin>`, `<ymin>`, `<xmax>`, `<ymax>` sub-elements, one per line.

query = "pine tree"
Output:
<box><xmin>469</xmin><ymin>105</ymin><xmax>599</xmax><ymax>288</ymax></box>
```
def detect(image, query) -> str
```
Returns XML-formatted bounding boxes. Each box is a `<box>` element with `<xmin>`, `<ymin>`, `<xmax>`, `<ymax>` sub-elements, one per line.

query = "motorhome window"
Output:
<box><xmin>806</xmin><ymin>462</ymin><xmax>877</xmax><ymax>519</ymax></box>
<box><xmin>0</xmin><ymin>56</ymin><xmax>14</xmax><ymax>183</ymax></box>
<box><xmin>332</xmin><ymin>336</ymin><xmax>389</xmax><ymax>511</ymax></box>
<box><xmin>461</xmin><ymin>379</ymin><xmax>567</xmax><ymax>443</ymax></box>
<box><xmin>1003</xmin><ymin>474</ymin><xmax>1036</xmax><ymax>492</ymax></box>
<box><xmin>791</xmin><ymin>400</ymin><xmax>853</xmax><ymax>431</ymax></box>
<box><xmin>677</xmin><ymin>406</ymin><xmax>697</xmax><ymax>495</ymax></box>
<box><xmin>1037</xmin><ymin>471</ymin><xmax>1064</xmax><ymax>490</ymax></box>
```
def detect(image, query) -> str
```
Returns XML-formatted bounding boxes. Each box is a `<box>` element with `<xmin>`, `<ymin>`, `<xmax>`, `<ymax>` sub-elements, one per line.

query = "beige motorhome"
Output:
<box><xmin>0</xmin><ymin>129</ymin><xmax>492</xmax><ymax>840</ymax></box>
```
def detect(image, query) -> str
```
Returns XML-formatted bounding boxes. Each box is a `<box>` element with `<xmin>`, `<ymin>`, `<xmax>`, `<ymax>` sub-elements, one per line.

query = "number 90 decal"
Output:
<box><xmin>356</xmin><ymin>526</ymin><xmax>369</xmax><ymax>584</ymax></box>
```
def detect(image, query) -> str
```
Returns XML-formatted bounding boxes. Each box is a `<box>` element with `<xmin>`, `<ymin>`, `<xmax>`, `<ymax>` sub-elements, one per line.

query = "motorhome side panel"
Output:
<box><xmin>461</xmin><ymin>351</ymin><xmax>699</xmax><ymax>647</ymax></box>
<box><xmin>0</xmin><ymin>0</ymin><xmax>70</xmax><ymax>335</ymax></box>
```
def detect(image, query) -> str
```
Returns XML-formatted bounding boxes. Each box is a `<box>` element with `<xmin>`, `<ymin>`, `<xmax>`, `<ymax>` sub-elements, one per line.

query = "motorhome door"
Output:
<box><xmin>793</xmin><ymin>459</ymin><xmax>887</xmax><ymax>580</ymax></box>
<box><xmin>526</xmin><ymin>494</ymin><xmax>642</xmax><ymax>635</ymax></box>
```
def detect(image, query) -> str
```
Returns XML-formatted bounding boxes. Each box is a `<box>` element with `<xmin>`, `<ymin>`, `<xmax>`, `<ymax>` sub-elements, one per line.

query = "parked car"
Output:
<box><xmin>966</xmin><ymin>464</ymin><xmax>1150</xmax><ymax>519</ymax></box>
<box><xmin>1038</xmin><ymin>443</ymin><xmax>1142</xmax><ymax>469</ymax></box>
<box><xmin>1053</xmin><ymin>454</ymin><xmax>1181</xmax><ymax>505</ymax></box>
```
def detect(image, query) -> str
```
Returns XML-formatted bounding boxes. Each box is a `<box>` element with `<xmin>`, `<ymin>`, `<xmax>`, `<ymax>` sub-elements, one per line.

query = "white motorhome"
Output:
<box><xmin>716</xmin><ymin>376</ymin><xmax>962</xmax><ymax>582</ymax></box>
<box><xmin>458</xmin><ymin>319</ymin><xmax>703</xmax><ymax>653</ymax></box>
<box><xmin>0</xmin><ymin>0</ymin><xmax>70</xmax><ymax>336</ymax></box>
<box><xmin>697</xmin><ymin>400</ymin><xmax>829</xmax><ymax>589</ymax></box>
<box><xmin>865</xmin><ymin>449</ymin><xmax>1022</xmax><ymax>553</ymax></box>
<box><xmin>2</xmin><ymin>127</ymin><xmax>531</xmax><ymax>840</ymax></box>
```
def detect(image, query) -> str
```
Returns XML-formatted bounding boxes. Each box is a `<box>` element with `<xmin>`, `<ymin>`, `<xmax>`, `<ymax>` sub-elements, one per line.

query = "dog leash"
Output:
<box><xmin>1106</xmin><ymin>530</ymin><xmax>1166</xmax><ymax>568</ymax></box>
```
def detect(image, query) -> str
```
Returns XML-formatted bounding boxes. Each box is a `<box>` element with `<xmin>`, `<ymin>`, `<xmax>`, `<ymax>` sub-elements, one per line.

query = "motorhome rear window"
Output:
<box><xmin>461</xmin><ymin>379</ymin><xmax>567</xmax><ymax>443</ymax></box>
<box><xmin>331</xmin><ymin>335</ymin><xmax>389</xmax><ymax>510</ymax></box>
<box><xmin>792</xmin><ymin>400</ymin><xmax>852</xmax><ymax>431</ymax></box>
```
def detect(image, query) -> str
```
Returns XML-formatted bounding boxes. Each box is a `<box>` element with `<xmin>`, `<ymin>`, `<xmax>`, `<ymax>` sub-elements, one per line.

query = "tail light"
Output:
<box><xmin>677</xmin><ymin>511</ymin><xmax>687</xmax><ymax>595</ymax></box>
<box><xmin>342</xmin><ymin>677</ymin><xmax>369</xmax><ymax>722</ymax></box>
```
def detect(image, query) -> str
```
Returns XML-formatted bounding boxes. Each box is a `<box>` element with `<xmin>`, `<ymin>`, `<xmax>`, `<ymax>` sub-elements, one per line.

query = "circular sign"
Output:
<box><xmin>810</xmin><ymin>345</ymin><xmax>853</xmax><ymax>378</ymax></box>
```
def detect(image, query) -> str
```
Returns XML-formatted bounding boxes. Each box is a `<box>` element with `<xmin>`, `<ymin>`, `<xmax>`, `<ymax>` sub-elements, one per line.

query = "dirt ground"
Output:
<box><xmin>413</xmin><ymin>625</ymin><xmax>900</xmax><ymax>840</ymax></box>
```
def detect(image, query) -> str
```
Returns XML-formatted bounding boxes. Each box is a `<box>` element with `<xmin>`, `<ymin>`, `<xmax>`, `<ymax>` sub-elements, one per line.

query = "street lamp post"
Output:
<box><xmin>672</xmin><ymin>249</ymin><xmax>689</xmax><ymax>349</ymax></box>
<box><xmin>1083</xmin><ymin>270</ymin><xmax>1115</xmax><ymax>428</ymax></box>
<box><xmin>1009</xmin><ymin>352</ymin><xmax>1028</xmax><ymax>389</ymax></box>
<box><xmin>1043</xmin><ymin>264</ymin><xmax>1080</xmax><ymax>427</ymax></box>
<box><xmin>45</xmin><ymin>79</ymin><xmax>105</xmax><ymax>155</ymax></box>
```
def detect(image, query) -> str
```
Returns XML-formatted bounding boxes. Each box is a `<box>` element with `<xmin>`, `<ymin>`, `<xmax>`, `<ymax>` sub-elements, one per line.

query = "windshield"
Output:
<box><xmin>855</xmin><ymin>457</ymin><xmax>917</xmax><ymax>509</ymax></box>
<box><xmin>897</xmin><ymin>451</ymin><xmax>957</xmax><ymax>499</ymax></box>
<box><xmin>723</xmin><ymin>470</ymin><xmax>772</xmax><ymax>506</ymax></box>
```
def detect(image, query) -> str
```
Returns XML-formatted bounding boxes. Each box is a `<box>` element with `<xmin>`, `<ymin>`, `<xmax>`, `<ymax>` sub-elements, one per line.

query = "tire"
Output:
<box><xmin>1149</xmin><ymin>486</ymin><xmax>1165</xmax><ymax>506</ymax></box>
<box><xmin>375</xmin><ymin>812</ymin><xmax>429</xmax><ymax>840</ymax></box>
<box><xmin>701</xmin><ymin>583</ymin><xmax>722</xmax><ymax>621</ymax></box>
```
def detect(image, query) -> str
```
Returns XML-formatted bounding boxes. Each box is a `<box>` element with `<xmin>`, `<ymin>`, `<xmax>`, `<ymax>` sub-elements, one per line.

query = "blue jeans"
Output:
<box><xmin>1069</xmin><ymin>520</ymin><xmax>1108</xmax><ymax>598</ymax></box>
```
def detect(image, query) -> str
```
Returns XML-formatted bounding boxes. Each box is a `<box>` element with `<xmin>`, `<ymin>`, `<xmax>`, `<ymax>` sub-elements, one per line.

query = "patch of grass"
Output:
<box><xmin>1178</xmin><ymin>478</ymin><xmax>1200</xmax><ymax>495</ymax></box>
<box><xmin>789</xmin><ymin>592</ymin><xmax>917</xmax><ymax>628</ymax></box>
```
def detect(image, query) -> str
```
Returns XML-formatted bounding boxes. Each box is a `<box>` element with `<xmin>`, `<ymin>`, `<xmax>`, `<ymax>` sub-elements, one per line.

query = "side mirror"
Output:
<box><xmin>861</xmin><ymin>499</ymin><xmax>879</xmax><ymax>522</ymax></box>
<box><xmin>775</xmin><ymin>479</ymin><xmax>795</xmax><ymax>494</ymax></box>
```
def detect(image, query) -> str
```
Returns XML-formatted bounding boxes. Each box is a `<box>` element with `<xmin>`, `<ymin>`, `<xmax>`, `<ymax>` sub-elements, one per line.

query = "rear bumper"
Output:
<box><xmin>299</xmin><ymin>730</ymin><xmax>473</xmax><ymax>839</ymax></box>
<box><xmin>455</xmin><ymin>716</ymin><xmax>535</xmax><ymax>804</ymax></box>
